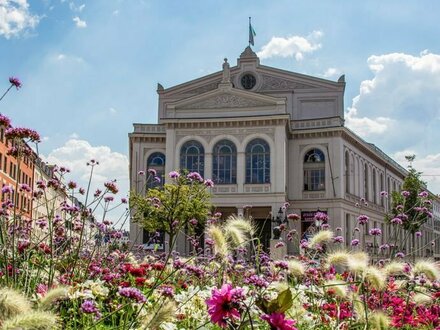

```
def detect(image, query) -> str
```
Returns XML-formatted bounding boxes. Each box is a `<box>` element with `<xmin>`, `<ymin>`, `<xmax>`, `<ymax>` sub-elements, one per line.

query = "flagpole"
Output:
<box><xmin>248</xmin><ymin>17</ymin><xmax>251</xmax><ymax>47</ymax></box>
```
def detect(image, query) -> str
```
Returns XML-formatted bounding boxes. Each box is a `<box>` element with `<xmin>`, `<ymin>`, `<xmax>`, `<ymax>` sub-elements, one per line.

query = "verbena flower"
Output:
<box><xmin>9</xmin><ymin>77</ymin><xmax>22</xmax><ymax>89</ymax></box>
<box><xmin>118</xmin><ymin>287</ymin><xmax>146</xmax><ymax>303</ymax></box>
<box><xmin>169</xmin><ymin>171</ymin><xmax>180</xmax><ymax>178</ymax></box>
<box><xmin>357</xmin><ymin>214</ymin><xmax>369</xmax><ymax>225</ymax></box>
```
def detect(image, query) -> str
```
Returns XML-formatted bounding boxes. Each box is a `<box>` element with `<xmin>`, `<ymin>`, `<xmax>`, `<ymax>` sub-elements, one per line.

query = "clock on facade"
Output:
<box><xmin>240</xmin><ymin>74</ymin><xmax>257</xmax><ymax>90</ymax></box>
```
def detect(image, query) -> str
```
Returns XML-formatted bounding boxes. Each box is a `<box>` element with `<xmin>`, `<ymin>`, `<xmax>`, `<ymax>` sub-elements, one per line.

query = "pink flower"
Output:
<box><xmin>206</xmin><ymin>283</ymin><xmax>244</xmax><ymax>328</ymax></box>
<box><xmin>261</xmin><ymin>312</ymin><xmax>297</xmax><ymax>330</ymax></box>
<box><xmin>9</xmin><ymin>77</ymin><xmax>22</xmax><ymax>89</ymax></box>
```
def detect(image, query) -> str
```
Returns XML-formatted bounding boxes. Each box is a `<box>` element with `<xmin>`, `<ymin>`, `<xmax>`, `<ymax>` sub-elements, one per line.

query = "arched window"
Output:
<box><xmin>180</xmin><ymin>140</ymin><xmax>204</xmax><ymax>176</ymax></box>
<box><xmin>345</xmin><ymin>151</ymin><xmax>350</xmax><ymax>193</ymax></box>
<box><xmin>373</xmin><ymin>169</ymin><xmax>377</xmax><ymax>204</ymax></box>
<box><xmin>213</xmin><ymin>140</ymin><xmax>237</xmax><ymax>184</ymax></box>
<box><xmin>245</xmin><ymin>138</ymin><xmax>270</xmax><ymax>184</ymax></box>
<box><xmin>380</xmin><ymin>173</ymin><xmax>384</xmax><ymax>206</ymax></box>
<box><xmin>364</xmin><ymin>163</ymin><xmax>369</xmax><ymax>201</ymax></box>
<box><xmin>147</xmin><ymin>152</ymin><xmax>165</xmax><ymax>188</ymax></box>
<box><xmin>303</xmin><ymin>148</ymin><xmax>325</xmax><ymax>191</ymax></box>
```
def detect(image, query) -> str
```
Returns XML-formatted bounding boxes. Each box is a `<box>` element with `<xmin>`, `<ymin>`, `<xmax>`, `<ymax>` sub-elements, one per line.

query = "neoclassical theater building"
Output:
<box><xmin>129</xmin><ymin>46</ymin><xmax>438</xmax><ymax>257</ymax></box>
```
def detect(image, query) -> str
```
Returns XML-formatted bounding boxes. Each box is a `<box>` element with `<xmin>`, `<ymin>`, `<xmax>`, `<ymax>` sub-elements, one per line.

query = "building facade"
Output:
<box><xmin>129</xmin><ymin>47</ymin><xmax>437</xmax><ymax>258</ymax></box>
<box><xmin>0</xmin><ymin>125</ymin><xmax>35</xmax><ymax>220</ymax></box>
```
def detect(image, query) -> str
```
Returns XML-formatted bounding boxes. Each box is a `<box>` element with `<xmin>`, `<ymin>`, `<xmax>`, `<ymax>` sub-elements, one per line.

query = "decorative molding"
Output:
<box><xmin>260</xmin><ymin>74</ymin><xmax>316</xmax><ymax>91</ymax></box>
<box><xmin>244</xmin><ymin>184</ymin><xmax>271</xmax><ymax>193</ymax></box>
<box><xmin>302</xmin><ymin>192</ymin><xmax>325</xmax><ymax>199</ymax></box>
<box><xmin>292</xmin><ymin>117</ymin><xmax>344</xmax><ymax>130</ymax></box>
<box><xmin>175</xmin><ymin>127</ymin><xmax>275</xmax><ymax>143</ymax></box>
<box><xmin>175</xmin><ymin>81</ymin><xmax>221</xmax><ymax>96</ymax></box>
<box><xmin>212</xmin><ymin>185</ymin><xmax>238</xmax><ymax>194</ymax></box>
<box><xmin>179</xmin><ymin>93</ymin><xmax>269</xmax><ymax>109</ymax></box>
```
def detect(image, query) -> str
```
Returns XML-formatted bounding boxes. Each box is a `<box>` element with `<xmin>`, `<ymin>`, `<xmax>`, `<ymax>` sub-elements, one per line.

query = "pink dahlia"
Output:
<box><xmin>206</xmin><ymin>283</ymin><xmax>244</xmax><ymax>328</ymax></box>
<box><xmin>261</xmin><ymin>312</ymin><xmax>297</xmax><ymax>330</ymax></box>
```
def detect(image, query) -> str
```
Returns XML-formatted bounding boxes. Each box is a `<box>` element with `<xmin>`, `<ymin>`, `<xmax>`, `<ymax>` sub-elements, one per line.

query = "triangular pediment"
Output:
<box><xmin>169</xmin><ymin>84</ymin><xmax>285</xmax><ymax>111</ymax></box>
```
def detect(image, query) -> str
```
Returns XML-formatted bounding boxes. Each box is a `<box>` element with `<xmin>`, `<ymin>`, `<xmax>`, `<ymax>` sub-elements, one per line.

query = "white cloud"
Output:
<box><xmin>345</xmin><ymin>51</ymin><xmax>440</xmax><ymax>151</ymax></box>
<box><xmin>112</xmin><ymin>10</ymin><xmax>119</xmax><ymax>16</ymax></box>
<box><xmin>44</xmin><ymin>139</ymin><xmax>129</xmax><ymax>225</ymax></box>
<box><xmin>393</xmin><ymin>151</ymin><xmax>440</xmax><ymax>195</ymax></box>
<box><xmin>345</xmin><ymin>107</ymin><xmax>393</xmax><ymax>137</ymax></box>
<box><xmin>0</xmin><ymin>0</ymin><xmax>40</xmax><ymax>39</ymax></box>
<box><xmin>109</xmin><ymin>107</ymin><xmax>117</xmax><ymax>114</ymax></box>
<box><xmin>73</xmin><ymin>16</ymin><xmax>86</xmax><ymax>28</ymax></box>
<box><xmin>321</xmin><ymin>67</ymin><xmax>341</xmax><ymax>79</ymax></box>
<box><xmin>69</xmin><ymin>2</ymin><xmax>85</xmax><ymax>12</ymax></box>
<box><xmin>257</xmin><ymin>30</ymin><xmax>322</xmax><ymax>60</ymax></box>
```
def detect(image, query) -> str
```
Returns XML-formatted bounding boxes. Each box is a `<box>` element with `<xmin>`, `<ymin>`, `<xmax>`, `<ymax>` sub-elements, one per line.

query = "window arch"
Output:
<box><xmin>213</xmin><ymin>140</ymin><xmax>237</xmax><ymax>184</ymax></box>
<box><xmin>180</xmin><ymin>140</ymin><xmax>204</xmax><ymax>176</ymax></box>
<box><xmin>372</xmin><ymin>168</ymin><xmax>377</xmax><ymax>204</ymax></box>
<box><xmin>147</xmin><ymin>152</ymin><xmax>165</xmax><ymax>188</ymax></box>
<box><xmin>345</xmin><ymin>151</ymin><xmax>350</xmax><ymax>193</ymax></box>
<box><xmin>245</xmin><ymin>138</ymin><xmax>270</xmax><ymax>184</ymax></box>
<box><xmin>364</xmin><ymin>163</ymin><xmax>369</xmax><ymax>201</ymax></box>
<box><xmin>303</xmin><ymin>148</ymin><xmax>325</xmax><ymax>191</ymax></box>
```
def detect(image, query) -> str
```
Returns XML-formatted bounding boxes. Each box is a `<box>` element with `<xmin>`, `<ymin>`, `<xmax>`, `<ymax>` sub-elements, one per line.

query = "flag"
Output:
<box><xmin>249</xmin><ymin>18</ymin><xmax>256</xmax><ymax>46</ymax></box>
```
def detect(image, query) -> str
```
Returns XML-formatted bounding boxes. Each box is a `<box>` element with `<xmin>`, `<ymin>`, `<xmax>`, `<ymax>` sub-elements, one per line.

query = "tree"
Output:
<box><xmin>130</xmin><ymin>171</ymin><xmax>212</xmax><ymax>251</ymax></box>
<box><xmin>387</xmin><ymin>155</ymin><xmax>433</xmax><ymax>260</ymax></box>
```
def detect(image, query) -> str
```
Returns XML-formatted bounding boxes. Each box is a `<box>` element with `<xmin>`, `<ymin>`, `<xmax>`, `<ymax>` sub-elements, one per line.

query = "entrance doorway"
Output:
<box><xmin>247</xmin><ymin>207</ymin><xmax>272</xmax><ymax>252</ymax></box>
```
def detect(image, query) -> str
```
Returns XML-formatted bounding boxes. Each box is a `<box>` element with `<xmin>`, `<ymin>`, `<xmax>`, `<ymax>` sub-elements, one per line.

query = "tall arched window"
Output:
<box><xmin>245</xmin><ymin>138</ymin><xmax>270</xmax><ymax>184</ymax></box>
<box><xmin>303</xmin><ymin>148</ymin><xmax>325</xmax><ymax>191</ymax></box>
<box><xmin>372</xmin><ymin>169</ymin><xmax>377</xmax><ymax>204</ymax></box>
<box><xmin>380</xmin><ymin>173</ymin><xmax>384</xmax><ymax>206</ymax></box>
<box><xmin>180</xmin><ymin>140</ymin><xmax>204</xmax><ymax>176</ymax></box>
<box><xmin>147</xmin><ymin>152</ymin><xmax>165</xmax><ymax>188</ymax></box>
<box><xmin>364</xmin><ymin>163</ymin><xmax>369</xmax><ymax>201</ymax></box>
<box><xmin>213</xmin><ymin>140</ymin><xmax>237</xmax><ymax>184</ymax></box>
<box><xmin>345</xmin><ymin>151</ymin><xmax>350</xmax><ymax>193</ymax></box>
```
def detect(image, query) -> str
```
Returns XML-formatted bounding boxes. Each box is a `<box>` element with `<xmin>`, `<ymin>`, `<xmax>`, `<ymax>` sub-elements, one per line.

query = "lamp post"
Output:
<box><xmin>272</xmin><ymin>207</ymin><xmax>287</xmax><ymax>239</ymax></box>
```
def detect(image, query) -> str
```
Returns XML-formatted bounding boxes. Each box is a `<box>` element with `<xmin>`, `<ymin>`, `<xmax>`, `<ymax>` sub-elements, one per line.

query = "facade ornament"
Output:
<box><xmin>222</xmin><ymin>58</ymin><xmax>231</xmax><ymax>83</ymax></box>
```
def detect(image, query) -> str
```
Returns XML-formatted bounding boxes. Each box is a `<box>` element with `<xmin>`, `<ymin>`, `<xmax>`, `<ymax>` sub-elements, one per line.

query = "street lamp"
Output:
<box><xmin>272</xmin><ymin>207</ymin><xmax>287</xmax><ymax>239</ymax></box>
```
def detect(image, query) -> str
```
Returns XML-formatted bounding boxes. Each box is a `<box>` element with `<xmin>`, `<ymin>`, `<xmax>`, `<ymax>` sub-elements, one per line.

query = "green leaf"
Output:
<box><xmin>276</xmin><ymin>289</ymin><xmax>293</xmax><ymax>313</ymax></box>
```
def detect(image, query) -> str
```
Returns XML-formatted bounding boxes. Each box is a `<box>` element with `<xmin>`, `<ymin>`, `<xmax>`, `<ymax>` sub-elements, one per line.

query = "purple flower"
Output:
<box><xmin>118</xmin><ymin>287</ymin><xmax>146</xmax><ymax>303</ymax></box>
<box><xmin>0</xmin><ymin>114</ymin><xmax>11</xmax><ymax>127</ymax></box>
<box><xmin>314</xmin><ymin>211</ymin><xmax>329</xmax><ymax>222</ymax></box>
<box><xmin>204</xmin><ymin>179</ymin><xmax>214</xmax><ymax>187</ymax></box>
<box><xmin>1</xmin><ymin>185</ymin><xmax>13</xmax><ymax>194</ymax></box>
<box><xmin>390</xmin><ymin>217</ymin><xmax>403</xmax><ymax>225</ymax></box>
<box><xmin>169</xmin><ymin>171</ymin><xmax>180</xmax><ymax>179</ymax></box>
<box><xmin>415</xmin><ymin>231</ymin><xmax>422</xmax><ymax>237</ymax></box>
<box><xmin>104</xmin><ymin>181</ymin><xmax>118</xmax><ymax>194</ymax></box>
<box><xmin>159</xmin><ymin>285</ymin><xmax>174</xmax><ymax>298</ymax></box>
<box><xmin>357</xmin><ymin>214</ymin><xmax>369</xmax><ymax>225</ymax></box>
<box><xmin>189</xmin><ymin>218</ymin><xmax>198</xmax><ymax>226</ymax></box>
<box><xmin>244</xmin><ymin>274</ymin><xmax>269</xmax><ymax>288</ymax></box>
<box><xmin>418</xmin><ymin>191</ymin><xmax>429</xmax><ymax>198</ymax></box>
<box><xmin>379</xmin><ymin>244</ymin><xmax>389</xmax><ymax>250</ymax></box>
<box><xmin>401</xmin><ymin>190</ymin><xmax>410</xmax><ymax>197</ymax></box>
<box><xmin>104</xmin><ymin>195</ymin><xmax>114</xmax><ymax>202</ymax></box>
<box><xmin>138</xmin><ymin>170</ymin><xmax>145</xmax><ymax>176</ymax></box>
<box><xmin>336</xmin><ymin>227</ymin><xmax>342</xmax><ymax>232</ymax></box>
<box><xmin>369</xmin><ymin>228</ymin><xmax>382</xmax><ymax>236</ymax></box>
<box><xmin>148</xmin><ymin>168</ymin><xmax>157</xmax><ymax>176</ymax></box>
<box><xmin>300</xmin><ymin>239</ymin><xmax>309</xmax><ymax>249</ymax></box>
<box><xmin>121</xmin><ymin>197</ymin><xmax>128</xmax><ymax>204</ymax></box>
<box><xmin>154</xmin><ymin>176</ymin><xmax>161</xmax><ymax>183</ymax></box>
<box><xmin>333</xmin><ymin>236</ymin><xmax>344</xmax><ymax>243</ymax></box>
<box><xmin>395</xmin><ymin>252</ymin><xmax>405</xmax><ymax>259</ymax></box>
<box><xmin>9</xmin><ymin>77</ymin><xmax>22</xmax><ymax>89</ymax></box>
<box><xmin>351</xmin><ymin>239</ymin><xmax>360</xmax><ymax>246</ymax></box>
<box><xmin>187</xmin><ymin>171</ymin><xmax>203</xmax><ymax>182</ymax></box>
<box><xmin>81</xmin><ymin>300</ymin><xmax>98</xmax><ymax>314</ymax></box>
<box><xmin>380</xmin><ymin>191</ymin><xmax>388</xmax><ymax>197</ymax></box>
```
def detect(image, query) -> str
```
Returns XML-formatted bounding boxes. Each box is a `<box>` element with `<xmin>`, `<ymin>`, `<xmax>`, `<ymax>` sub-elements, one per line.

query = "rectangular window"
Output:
<box><xmin>304</xmin><ymin>169</ymin><xmax>325</xmax><ymax>191</ymax></box>
<box><xmin>3</xmin><ymin>156</ymin><xmax>6</xmax><ymax>172</ymax></box>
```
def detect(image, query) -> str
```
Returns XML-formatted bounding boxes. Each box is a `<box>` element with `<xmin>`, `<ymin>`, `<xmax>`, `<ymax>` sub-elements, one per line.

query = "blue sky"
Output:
<box><xmin>1</xmin><ymin>0</ymin><xmax>440</xmax><ymax>199</ymax></box>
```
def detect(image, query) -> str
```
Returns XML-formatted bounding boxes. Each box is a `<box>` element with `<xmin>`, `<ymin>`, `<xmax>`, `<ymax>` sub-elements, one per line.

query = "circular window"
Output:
<box><xmin>241</xmin><ymin>74</ymin><xmax>257</xmax><ymax>90</ymax></box>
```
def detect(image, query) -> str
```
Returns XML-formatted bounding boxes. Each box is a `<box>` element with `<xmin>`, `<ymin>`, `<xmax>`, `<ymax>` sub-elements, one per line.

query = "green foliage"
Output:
<box><xmin>387</xmin><ymin>158</ymin><xmax>433</xmax><ymax>233</ymax></box>
<box><xmin>256</xmin><ymin>289</ymin><xmax>293</xmax><ymax>314</ymax></box>
<box><xmin>130</xmin><ymin>171</ymin><xmax>212</xmax><ymax>244</ymax></box>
